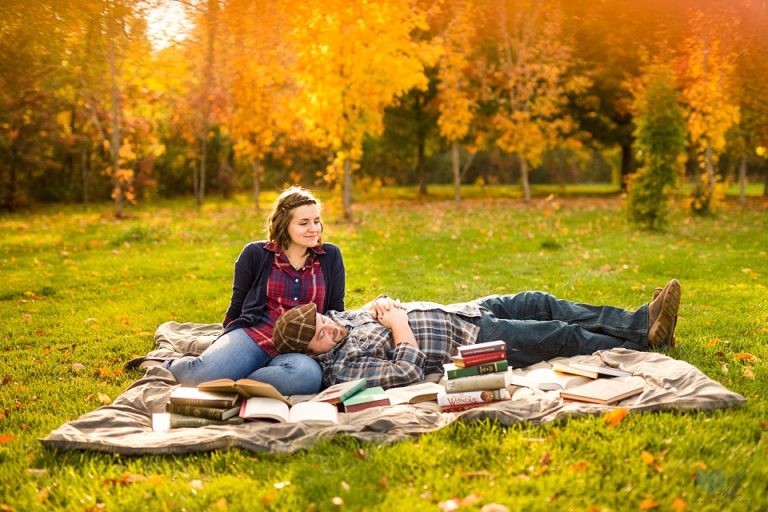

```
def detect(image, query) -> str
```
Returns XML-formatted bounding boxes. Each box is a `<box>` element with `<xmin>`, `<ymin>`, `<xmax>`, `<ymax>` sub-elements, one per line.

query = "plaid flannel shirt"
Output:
<box><xmin>316</xmin><ymin>301</ymin><xmax>482</xmax><ymax>389</ymax></box>
<box><xmin>245</xmin><ymin>243</ymin><xmax>326</xmax><ymax>356</ymax></box>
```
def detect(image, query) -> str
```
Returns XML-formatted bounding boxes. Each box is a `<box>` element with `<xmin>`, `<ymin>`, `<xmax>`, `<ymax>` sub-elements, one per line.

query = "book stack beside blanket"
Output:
<box><xmin>438</xmin><ymin>341</ymin><xmax>512</xmax><ymax>412</ymax></box>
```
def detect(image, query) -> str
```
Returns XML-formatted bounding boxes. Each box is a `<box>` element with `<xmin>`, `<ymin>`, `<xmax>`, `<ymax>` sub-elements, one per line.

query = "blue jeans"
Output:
<box><xmin>164</xmin><ymin>328</ymin><xmax>323</xmax><ymax>395</ymax></box>
<box><xmin>473</xmin><ymin>292</ymin><xmax>648</xmax><ymax>368</ymax></box>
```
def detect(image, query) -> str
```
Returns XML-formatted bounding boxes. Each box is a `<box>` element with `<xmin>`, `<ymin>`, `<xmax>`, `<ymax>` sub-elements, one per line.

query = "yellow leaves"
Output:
<box><xmin>640</xmin><ymin>450</ymin><xmax>664</xmax><ymax>473</ymax></box>
<box><xmin>672</xmin><ymin>497</ymin><xmax>687</xmax><ymax>511</ymax></box>
<box><xmin>603</xmin><ymin>407</ymin><xmax>630</xmax><ymax>428</ymax></box>
<box><xmin>639</xmin><ymin>498</ymin><xmax>660</xmax><ymax>510</ymax></box>
<box><xmin>0</xmin><ymin>434</ymin><xmax>14</xmax><ymax>445</ymax></box>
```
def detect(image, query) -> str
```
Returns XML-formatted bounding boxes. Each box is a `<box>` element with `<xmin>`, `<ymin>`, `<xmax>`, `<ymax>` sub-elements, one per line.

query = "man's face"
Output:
<box><xmin>306</xmin><ymin>313</ymin><xmax>348</xmax><ymax>354</ymax></box>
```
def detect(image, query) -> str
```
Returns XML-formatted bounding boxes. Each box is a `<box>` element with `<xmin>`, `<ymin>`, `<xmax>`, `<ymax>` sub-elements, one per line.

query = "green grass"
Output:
<box><xmin>1</xmin><ymin>190</ymin><xmax>767</xmax><ymax>511</ymax></box>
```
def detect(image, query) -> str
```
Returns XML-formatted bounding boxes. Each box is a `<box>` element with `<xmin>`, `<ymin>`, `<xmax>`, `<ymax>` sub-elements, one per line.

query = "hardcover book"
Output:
<box><xmin>559</xmin><ymin>378</ymin><xmax>644</xmax><ymax>405</ymax></box>
<box><xmin>165</xmin><ymin>402</ymin><xmax>241</xmax><ymax>421</ymax></box>
<box><xmin>452</xmin><ymin>350</ymin><xmax>506</xmax><ymax>368</ymax></box>
<box><xmin>552</xmin><ymin>361</ymin><xmax>632</xmax><ymax>379</ymax></box>
<box><xmin>439</xmin><ymin>399</ymin><xmax>510</xmax><ymax>413</ymax></box>
<box><xmin>457</xmin><ymin>340</ymin><xmax>506</xmax><ymax>357</ymax></box>
<box><xmin>169</xmin><ymin>387</ymin><xmax>241</xmax><ymax>409</ymax></box>
<box><xmin>437</xmin><ymin>388</ymin><xmax>510</xmax><ymax>408</ymax></box>
<box><xmin>444</xmin><ymin>360</ymin><xmax>509</xmax><ymax>379</ymax></box>
<box><xmin>240</xmin><ymin>397</ymin><xmax>339</xmax><ymax>424</ymax></box>
<box><xmin>310</xmin><ymin>379</ymin><xmax>367</xmax><ymax>405</ymax></box>
<box><xmin>444</xmin><ymin>371</ymin><xmax>509</xmax><ymax>393</ymax></box>
<box><xmin>341</xmin><ymin>387</ymin><xmax>391</xmax><ymax>412</ymax></box>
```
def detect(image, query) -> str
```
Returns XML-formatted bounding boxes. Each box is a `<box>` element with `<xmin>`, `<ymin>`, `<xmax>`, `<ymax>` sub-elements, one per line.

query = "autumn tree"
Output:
<box><xmin>435</xmin><ymin>0</ymin><xmax>482</xmax><ymax>204</ymax></box>
<box><xmin>680</xmin><ymin>10</ymin><xmax>740</xmax><ymax>215</ymax></box>
<box><xmin>486</xmin><ymin>0</ymin><xmax>589</xmax><ymax>202</ymax></box>
<box><xmin>290</xmin><ymin>0</ymin><xmax>436</xmax><ymax>219</ymax></box>
<box><xmin>626</xmin><ymin>60</ymin><xmax>687</xmax><ymax>229</ymax></box>
<box><xmin>220</xmin><ymin>0</ymin><xmax>292</xmax><ymax>209</ymax></box>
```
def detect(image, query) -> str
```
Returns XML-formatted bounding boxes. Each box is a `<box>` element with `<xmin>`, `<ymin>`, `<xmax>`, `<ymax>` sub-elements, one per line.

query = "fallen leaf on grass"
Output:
<box><xmin>603</xmin><ymin>408</ymin><xmax>629</xmax><ymax>427</ymax></box>
<box><xmin>0</xmin><ymin>434</ymin><xmax>13</xmax><ymax>445</ymax></box>
<box><xmin>641</xmin><ymin>451</ymin><xmax>663</xmax><ymax>472</ymax></box>
<box><xmin>1</xmin><ymin>376</ymin><xmax>11</xmax><ymax>386</ymax></box>
<box><xmin>733</xmin><ymin>352</ymin><xmax>756</xmax><ymax>362</ymax></box>
<box><xmin>569</xmin><ymin>461</ymin><xmax>589</xmax><ymax>471</ymax></box>
<box><xmin>214</xmin><ymin>497</ymin><xmax>228</xmax><ymax>511</ymax></box>
<box><xmin>71</xmin><ymin>363</ymin><xmax>86</xmax><ymax>371</ymax></box>
<box><xmin>0</xmin><ymin>504</ymin><xmax>13</xmax><ymax>511</ymax></box>
<box><xmin>331</xmin><ymin>496</ymin><xmax>344</xmax><ymax>506</ymax></box>
<box><xmin>36</xmin><ymin>487</ymin><xmax>50</xmax><ymax>503</ymax></box>
<box><xmin>672</xmin><ymin>497</ymin><xmax>686</xmax><ymax>511</ymax></box>
<box><xmin>639</xmin><ymin>498</ymin><xmax>659</xmax><ymax>509</ymax></box>
<box><xmin>741</xmin><ymin>367</ymin><xmax>755</xmax><ymax>380</ymax></box>
<box><xmin>97</xmin><ymin>393</ymin><xmax>112</xmax><ymax>405</ymax></box>
<box><xmin>480</xmin><ymin>504</ymin><xmax>510</xmax><ymax>512</ymax></box>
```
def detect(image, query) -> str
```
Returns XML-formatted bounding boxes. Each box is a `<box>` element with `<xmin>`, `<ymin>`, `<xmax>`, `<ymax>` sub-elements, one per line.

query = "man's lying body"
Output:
<box><xmin>272</xmin><ymin>280</ymin><xmax>681</xmax><ymax>389</ymax></box>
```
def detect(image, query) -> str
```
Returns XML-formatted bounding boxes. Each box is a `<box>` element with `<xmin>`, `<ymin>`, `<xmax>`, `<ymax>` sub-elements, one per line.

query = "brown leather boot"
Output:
<box><xmin>648</xmin><ymin>279</ymin><xmax>681</xmax><ymax>347</ymax></box>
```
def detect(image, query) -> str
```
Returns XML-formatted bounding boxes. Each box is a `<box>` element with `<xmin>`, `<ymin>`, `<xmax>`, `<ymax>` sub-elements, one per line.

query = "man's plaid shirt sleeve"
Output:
<box><xmin>331</xmin><ymin>342</ymin><xmax>426</xmax><ymax>389</ymax></box>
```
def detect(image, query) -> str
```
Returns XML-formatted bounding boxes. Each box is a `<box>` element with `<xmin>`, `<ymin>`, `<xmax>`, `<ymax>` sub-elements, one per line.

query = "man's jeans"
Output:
<box><xmin>473</xmin><ymin>292</ymin><xmax>648</xmax><ymax>368</ymax></box>
<box><xmin>164</xmin><ymin>328</ymin><xmax>323</xmax><ymax>395</ymax></box>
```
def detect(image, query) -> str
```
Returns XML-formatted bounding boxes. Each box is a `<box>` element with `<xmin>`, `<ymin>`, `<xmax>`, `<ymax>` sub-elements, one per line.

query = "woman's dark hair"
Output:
<box><xmin>267</xmin><ymin>186</ymin><xmax>323</xmax><ymax>250</ymax></box>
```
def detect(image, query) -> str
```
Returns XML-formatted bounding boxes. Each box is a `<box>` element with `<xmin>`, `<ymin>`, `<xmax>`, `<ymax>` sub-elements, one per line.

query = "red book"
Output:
<box><xmin>452</xmin><ymin>350</ymin><xmax>506</xmax><ymax>368</ymax></box>
<box><xmin>440</xmin><ymin>399</ymin><xmax>509</xmax><ymax>413</ymax></box>
<box><xmin>458</xmin><ymin>340</ymin><xmax>506</xmax><ymax>357</ymax></box>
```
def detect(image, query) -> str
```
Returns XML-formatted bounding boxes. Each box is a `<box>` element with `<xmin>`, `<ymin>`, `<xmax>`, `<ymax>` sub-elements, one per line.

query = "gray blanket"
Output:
<box><xmin>40</xmin><ymin>322</ymin><xmax>746</xmax><ymax>455</ymax></box>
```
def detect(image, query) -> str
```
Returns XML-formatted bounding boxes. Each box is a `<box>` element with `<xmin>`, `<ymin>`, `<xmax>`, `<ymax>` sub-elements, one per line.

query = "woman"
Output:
<box><xmin>163</xmin><ymin>186</ymin><xmax>345</xmax><ymax>395</ymax></box>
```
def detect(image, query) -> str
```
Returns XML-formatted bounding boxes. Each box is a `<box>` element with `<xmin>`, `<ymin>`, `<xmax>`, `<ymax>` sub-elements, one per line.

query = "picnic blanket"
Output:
<box><xmin>40</xmin><ymin>322</ymin><xmax>746</xmax><ymax>455</ymax></box>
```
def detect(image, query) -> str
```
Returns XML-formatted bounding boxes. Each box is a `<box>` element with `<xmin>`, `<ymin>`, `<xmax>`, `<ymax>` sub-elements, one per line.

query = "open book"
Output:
<box><xmin>383</xmin><ymin>381</ymin><xmax>444</xmax><ymax>405</ymax></box>
<box><xmin>197</xmin><ymin>378</ymin><xmax>289</xmax><ymax>403</ymax></box>
<box><xmin>240</xmin><ymin>397</ymin><xmax>339</xmax><ymax>424</ymax></box>
<box><xmin>509</xmin><ymin>368</ymin><xmax>591</xmax><ymax>391</ymax></box>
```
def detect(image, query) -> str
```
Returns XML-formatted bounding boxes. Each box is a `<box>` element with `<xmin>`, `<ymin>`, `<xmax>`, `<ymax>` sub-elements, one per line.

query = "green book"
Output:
<box><xmin>341</xmin><ymin>386</ymin><xmax>391</xmax><ymax>412</ymax></box>
<box><xmin>444</xmin><ymin>360</ymin><xmax>509</xmax><ymax>379</ymax></box>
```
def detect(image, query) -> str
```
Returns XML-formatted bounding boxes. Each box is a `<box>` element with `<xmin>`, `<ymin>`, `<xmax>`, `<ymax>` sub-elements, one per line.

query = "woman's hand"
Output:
<box><xmin>369</xmin><ymin>296</ymin><xmax>405</xmax><ymax>320</ymax></box>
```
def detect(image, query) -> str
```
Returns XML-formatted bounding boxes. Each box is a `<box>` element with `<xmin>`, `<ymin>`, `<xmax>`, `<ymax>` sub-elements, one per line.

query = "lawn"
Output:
<box><xmin>1</xmin><ymin>189</ymin><xmax>767</xmax><ymax>511</ymax></box>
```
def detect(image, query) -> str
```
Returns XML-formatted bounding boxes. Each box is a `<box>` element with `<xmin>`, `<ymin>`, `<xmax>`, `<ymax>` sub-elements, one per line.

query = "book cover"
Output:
<box><xmin>165</xmin><ymin>403</ymin><xmax>241</xmax><ymax>421</ymax></box>
<box><xmin>342</xmin><ymin>387</ymin><xmax>391</xmax><ymax>412</ymax></box>
<box><xmin>457</xmin><ymin>340</ymin><xmax>506</xmax><ymax>357</ymax></box>
<box><xmin>444</xmin><ymin>372</ymin><xmax>508</xmax><ymax>393</ymax></box>
<box><xmin>559</xmin><ymin>378</ymin><xmax>644</xmax><ymax>405</ymax></box>
<box><xmin>452</xmin><ymin>350</ymin><xmax>506</xmax><ymax>368</ymax></box>
<box><xmin>169</xmin><ymin>387</ymin><xmax>241</xmax><ymax>409</ymax></box>
<box><xmin>445</xmin><ymin>360</ymin><xmax>509</xmax><ymax>379</ymax></box>
<box><xmin>197</xmin><ymin>378</ymin><xmax>288</xmax><ymax>403</ymax></box>
<box><xmin>437</xmin><ymin>388</ymin><xmax>510</xmax><ymax>408</ymax></box>
<box><xmin>240</xmin><ymin>397</ymin><xmax>339</xmax><ymax>423</ymax></box>
<box><xmin>383</xmin><ymin>382</ymin><xmax>444</xmax><ymax>405</ymax></box>
<box><xmin>311</xmin><ymin>379</ymin><xmax>367</xmax><ymax>405</ymax></box>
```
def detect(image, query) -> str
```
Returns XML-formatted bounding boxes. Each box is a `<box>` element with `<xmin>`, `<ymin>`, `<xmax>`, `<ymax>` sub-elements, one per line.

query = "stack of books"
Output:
<box><xmin>314</xmin><ymin>380</ymin><xmax>446</xmax><ymax>413</ymax></box>
<box><xmin>438</xmin><ymin>341</ymin><xmax>511</xmax><ymax>412</ymax></box>
<box><xmin>162</xmin><ymin>387</ymin><xmax>245</xmax><ymax>428</ymax></box>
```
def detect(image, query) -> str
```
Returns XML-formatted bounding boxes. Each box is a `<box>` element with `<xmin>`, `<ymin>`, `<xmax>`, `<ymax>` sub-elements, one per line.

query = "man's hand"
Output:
<box><xmin>368</xmin><ymin>296</ymin><xmax>405</xmax><ymax>320</ymax></box>
<box><xmin>377</xmin><ymin>307</ymin><xmax>418</xmax><ymax>348</ymax></box>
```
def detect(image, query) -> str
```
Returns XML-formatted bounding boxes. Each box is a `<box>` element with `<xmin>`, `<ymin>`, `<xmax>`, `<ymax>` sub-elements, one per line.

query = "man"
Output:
<box><xmin>272</xmin><ymin>280</ymin><xmax>681</xmax><ymax>389</ymax></box>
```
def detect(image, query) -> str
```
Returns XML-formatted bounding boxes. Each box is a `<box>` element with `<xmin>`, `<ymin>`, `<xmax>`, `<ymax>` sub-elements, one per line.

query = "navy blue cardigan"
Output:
<box><xmin>222</xmin><ymin>242</ymin><xmax>345</xmax><ymax>335</ymax></box>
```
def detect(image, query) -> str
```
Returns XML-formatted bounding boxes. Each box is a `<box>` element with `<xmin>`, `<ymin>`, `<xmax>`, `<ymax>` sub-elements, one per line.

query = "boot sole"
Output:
<box><xmin>649</xmin><ymin>279</ymin><xmax>681</xmax><ymax>347</ymax></box>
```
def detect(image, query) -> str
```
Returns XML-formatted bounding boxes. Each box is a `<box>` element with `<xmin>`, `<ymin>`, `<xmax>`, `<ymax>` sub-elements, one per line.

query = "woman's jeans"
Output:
<box><xmin>473</xmin><ymin>292</ymin><xmax>648</xmax><ymax>368</ymax></box>
<box><xmin>164</xmin><ymin>328</ymin><xmax>322</xmax><ymax>395</ymax></box>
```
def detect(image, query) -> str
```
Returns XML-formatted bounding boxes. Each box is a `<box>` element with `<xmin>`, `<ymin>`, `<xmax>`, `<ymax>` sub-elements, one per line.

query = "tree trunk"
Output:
<box><xmin>81</xmin><ymin>145</ymin><xmax>91</xmax><ymax>204</ymax></box>
<box><xmin>705</xmin><ymin>140</ymin><xmax>715</xmax><ymax>200</ymax></box>
<box><xmin>343</xmin><ymin>157</ymin><xmax>353</xmax><ymax>220</ymax></box>
<box><xmin>620</xmin><ymin>140</ymin><xmax>634</xmax><ymax>190</ymax></box>
<box><xmin>197</xmin><ymin>136</ymin><xmax>207</xmax><ymax>206</ymax></box>
<box><xmin>452</xmin><ymin>139</ymin><xmax>461</xmax><ymax>205</ymax></box>
<box><xmin>520</xmin><ymin>157</ymin><xmax>531</xmax><ymax>202</ymax></box>
<box><xmin>108</xmin><ymin>35</ymin><xmax>123</xmax><ymax>218</ymax></box>
<box><xmin>252</xmin><ymin>159</ymin><xmax>261</xmax><ymax>210</ymax></box>
<box><xmin>738</xmin><ymin>153</ymin><xmax>747</xmax><ymax>206</ymax></box>
<box><xmin>417</xmin><ymin>135</ymin><xmax>427</xmax><ymax>197</ymax></box>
